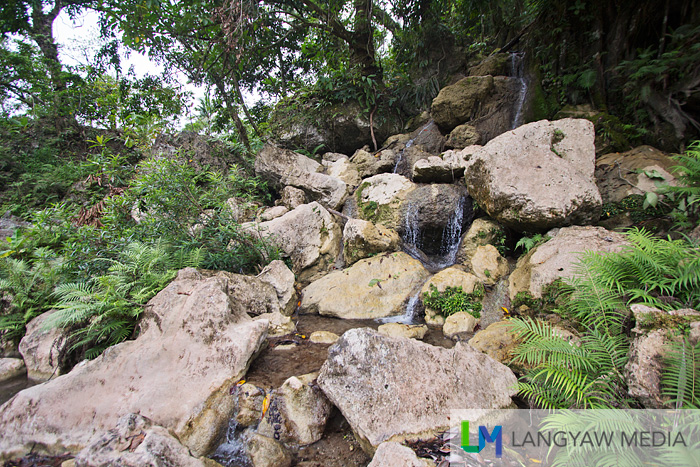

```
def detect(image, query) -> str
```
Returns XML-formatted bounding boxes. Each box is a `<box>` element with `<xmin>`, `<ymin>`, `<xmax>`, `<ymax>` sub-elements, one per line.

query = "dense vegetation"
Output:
<box><xmin>0</xmin><ymin>0</ymin><xmax>699</xmax><ymax>412</ymax></box>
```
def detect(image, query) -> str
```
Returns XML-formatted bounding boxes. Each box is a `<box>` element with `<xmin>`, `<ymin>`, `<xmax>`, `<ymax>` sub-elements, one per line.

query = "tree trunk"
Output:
<box><xmin>213</xmin><ymin>77</ymin><xmax>251</xmax><ymax>151</ymax></box>
<box><xmin>350</xmin><ymin>0</ymin><xmax>382</xmax><ymax>81</ymax></box>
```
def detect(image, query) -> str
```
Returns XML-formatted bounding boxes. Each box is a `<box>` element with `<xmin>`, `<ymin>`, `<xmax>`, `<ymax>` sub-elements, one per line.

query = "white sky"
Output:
<box><xmin>52</xmin><ymin>9</ymin><xmax>207</xmax><ymax>126</ymax></box>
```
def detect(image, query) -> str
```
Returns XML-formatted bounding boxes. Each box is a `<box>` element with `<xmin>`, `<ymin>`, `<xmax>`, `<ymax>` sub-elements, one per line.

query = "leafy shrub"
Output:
<box><xmin>663</xmin><ymin>141</ymin><xmax>700</xmax><ymax>229</ymax></box>
<box><xmin>423</xmin><ymin>284</ymin><xmax>483</xmax><ymax>319</ymax></box>
<box><xmin>662</xmin><ymin>337</ymin><xmax>700</xmax><ymax>409</ymax></box>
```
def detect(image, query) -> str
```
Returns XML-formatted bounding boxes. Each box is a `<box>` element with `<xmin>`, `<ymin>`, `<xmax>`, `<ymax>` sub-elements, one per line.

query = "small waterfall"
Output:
<box><xmin>401</xmin><ymin>201</ymin><xmax>421</xmax><ymax>253</ymax></box>
<box><xmin>438</xmin><ymin>195</ymin><xmax>466</xmax><ymax>264</ymax></box>
<box><xmin>393</xmin><ymin>120</ymin><xmax>433</xmax><ymax>174</ymax></box>
<box><xmin>401</xmin><ymin>192</ymin><xmax>471</xmax><ymax>272</ymax></box>
<box><xmin>510</xmin><ymin>52</ymin><xmax>527</xmax><ymax>130</ymax></box>
<box><xmin>211</xmin><ymin>417</ymin><xmax>251</xmax><ymax>467</ymax></box>
<box><xmin>377</xmin><ymin>291</ymin><xmax>422</xmax><ymax>324</ymax></box>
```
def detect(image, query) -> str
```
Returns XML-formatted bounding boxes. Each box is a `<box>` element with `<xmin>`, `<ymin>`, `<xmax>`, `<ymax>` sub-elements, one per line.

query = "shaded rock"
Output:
<box><xmin>309</xmin><ymin>331</ymin><xmax>339</xmax><ymax>345</ymax></box>
<box><xmin>355</xmin><ymin>174</ymin><xmax>416</xmax><ymax>231</ymax></box>
<box><xmin>456</xmin><ymin>217</ymin><xmax>506</xmax><ymax>264</ymax></box>
<box><xmin>445</xmin><ymin>123</ymin><xmax>480</xmax><ymax>149</ymax></box>
<box><xmin>258</xmin><ymin>373</ymin><xmax>332</xmax><ymax>446</ymax></box>
<box><xmin>469</xmin><ymin>245</ymin><xmax>509</xmax><ymax>284</ymax></box>
<box><xmin>595</xmin><ymin>145</ymin><xmax>678</xmax><ymax>204</ymax></box>
<box><xmin>421</xmin><ymin>267</ymin><xmax>481</xmax><ymax>325</ymax></box>
<box><xmin>244</xmin><ymin>202</ymin><xmax>342</xmax><ymax>284</ymax></box>
<box><xmin>431</xmin><ymin>76</ymin><xmax>496</xmax><ymax>131</ymax></box>
<box><xmin>257</xmin><ymin>260</ymin><xmax>297</xmax><ymax>316</ymax></box>
<box><xmin>300</xmin><ymin>252</ymin><xmax>431</xmax><ymax>320</ymax></box>
<box><xmin>225</xmin><ymin>197</ymin><xmax>258</xmax><ymax>223</ymax></box>
<box><xmin>235</xmin><ymin>383</ymin><xmax>266</xmax><ymax>427</ymax></box>
<box><xmin>0</xmin><ymin>211</ymin><xmax>29</xmax><ymax>240</ymax></box>
<box><xmin>625</xmin><ymin>329</ymin><xmax>670</xmax><ymax>408</ymax></box>
<box><xmin>468</xmin><ymin>321</ymin><xmax>521</xmax><ymax>365</ymax></box>
<box><xmin>0</xmin><ymin>358</ymin><xmax>25</xmax><ymax>383</ymax></box>
<box><xmin>73</xmin><ymin>413</ymin><xmax>216</xmax><ymax>467</ymax></box>
<box><xmin>368</xmin><ymin>442</ymin><xmax>428</xmax><ymax>467</ymax></box>
<box><xmin>412</xmin><ymin>156</ymin><xmax>464</xmax><ymax>183</ymax></box>
<box><xmin>443</xmin><ymin>312</ymin><xmax>478</xmax><ymax>338</ymax></box>
<box><xmin>18</xmin><ymin>309</ymin><xmax>67</xmax><ymax>381</ymax></box>
<box><xmin>255</xmin><ymin>144</ymin><xmax>347</xmax><ymax>210</ymax></box>
<box><xmin>377</xmin><ymin>323</ymin><xmax>428</xmax><ymax>340</ymax></box>
<box><xmin>468</xmin><ymin>53</ymin><xmax>510</xmax><ymax>77</ymax></box>
<box><xmin>279</xmin><ymin>186</ymin><xmax>307</xmax><ymax>210</ymax></box>
<box><xmin>342</xmin><ymin>219</ymin><xmax>400</xmax><ymax>266</ymax></box>
<box><xmin>254</xmin><ymin>312</ymin><xmax>295</xmax><ymax>337</ymax></box>
<box><xmin>0</xmin><ymin>269</ymin><xmax>269</xmax><ymax>459</ymax></box>
<box><xmin>508</xmin><ymin>226</ymin><xmax>628</xmax><ymax>300</ymax></box>
<box><xmin>350</xmin><ymin>148</ymin><xmax>396</xmax><ymax>178</ymax></box>
<box><xmin>247</xmin><ymin>433</ymin><xmax>292</xmax><ymax>467</ymax></box>
<box><xmin>462</xmin><ymin>119</ymin><xmax>602</xmax><ymax>231</ymax></box>
<box><xmin>406</xmin><ymin>120</ymin><xmax>446</xmax><ymax>155</ymax></box>
<box><xmin>317</xmin><ymin>328</ymin><xmax>517</xmax><ymax>454</ymax></box>
<box><xmin>322</xmin><ymin>152</ymin><xmax>348</xmax><ymax>163</ymax></box>
<box><xmin>259</xmin><ymin>206</ymin><xmax>288</xmax><ymax>221</ymax></box>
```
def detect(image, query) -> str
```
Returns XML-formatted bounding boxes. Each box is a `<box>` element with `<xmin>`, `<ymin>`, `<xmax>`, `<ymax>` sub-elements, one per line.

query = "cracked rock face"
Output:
<box><xmin>317</xmin><ymin>328</ymin><xmax>517</xmax><ymax>454</ymax></box>
<box><xmin>462</xmin><ymin>119</ymin><xmax>602</xmax><ymax>232</ymax></box>
<box><xmin>0</xmin><ymin>269</ymin><xmax>269</xmax><ymax>460</ymax></box>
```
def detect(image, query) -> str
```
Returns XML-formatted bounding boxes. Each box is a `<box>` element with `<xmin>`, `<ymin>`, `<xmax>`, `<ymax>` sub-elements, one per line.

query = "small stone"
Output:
<box><xmin>274</xmin><ymin>344</ymin><xmax>298</xmax><ymax>351</ymax></box>
<box><xmin>235</xmin><ymin>383</ymin><xmax>265</xmax><ymax>427</ymax></box>
<box><xmin>309</xmin><ymin>331</ymin><xmax>340</xmax><ymax>344</ymax></box>
<box><xmin>260</xmin><ymin>206</ymin><xmax>289</xmax><ymax>221</ymax></box>
<box><xmin>0</xmin><ymin>358</ymin><xmax>26</xmax><ymax>383</ymax></box>
<box><xmin>443</xmin><ymin>312</ymin><xmax>478</xmax><ymax>339</ymax></box>
<box><xmin>377</xmin><ymin>323</ymin><xmax>428</xmax><ymax>340</ymax></box>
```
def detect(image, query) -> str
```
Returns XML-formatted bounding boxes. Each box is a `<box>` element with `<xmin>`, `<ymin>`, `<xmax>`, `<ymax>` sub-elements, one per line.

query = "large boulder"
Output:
<box><xmin>150</xmin><ymin>132</ymin><xmax>240</xmax><ymax>174</ymax></box>
<box><xmin>257</xmin><ymin>373</ymin><xmax>332</xmax><ymax>446</ymax></box>
<box><xmin>18</xmin><ymin>309</ymin><xmax>67</xmax><ymax>381</ymax></box>
<box><xmin>625</xmin><ymin>329</ymin><xmax>670</xmax><ymax>409</ymax></box>
<box><xmin>325</xmin><ymin>156</ymin><xmax>361</xmax><ymax>191</ymax></box>
<box><xmin>462</xmin><ymin>119</ymin><xmax>602</xmax><ymax>231</ymax></box>
<box><xmin>257</xmin><ymin>260</ymin><xmax>297</xmax><ymax>316</ymax></box>
<box><xmin>0</xmin><ymin>269</ymin><xmax>269</xmax><ymax>460</ymax></box>
<box><xmin>445</xmin><ymin>123</ymin><xmax>480</xmax><ymax>149</ymax></box>
<box><xmin>317</xmin><ymin>328</ymin><xmax>517</xmax><ymax>454</ymax></box>
<box><xmin>468</xmin><ymin>53</ymin><xmax>510</xmax><ymax>77</ymax></box>
<box><xmin>255</xmin><ymin>144</ymin><xmax>347</xmax><ymax>210</ymax></box>
<box><xmin>350</xmin><ymin>148</ymin><xmax>396</xmax><ymax>178</ymax></box>
<box><xmin>468</xmin><ymin>321</ymin><xmax>521</xmax><ymax>365</ymax></box>
<box><xmin>431</xmin><ymin>76</ymin><xmax>520</xmax><ymax>141</ymax></box>
<box><xmin>342</xmin><ymin>218</ymin><xmax>401</xmax><ymax>266</ymax></box>
<box><xmin>412</xmin><ymin>156</ymin><xmax>464</xmax><ymax>183</ymax></box>
<box><xmin>431</xmin><ymin>76</ymin><xmax>496</xmax><ymax>131</ymax></box>
<box><xmin>300</xmin><ymin>252</ymin><xmax>430</xmax><ymax>320</ymax></box>
<box><xmin>244</xmin><ymin>202</ymin><xmax>342</xmax><ymax>284</ymax></box>
<box><xmin>508</xmin><ymin>226</ymin><xmax>628</xmax><ymax>300</ymax></box>
<box><xmin>469</xmin><ymin>244</ymin><xmax>509</xmax><ymax>284</ymax></box>
<box><xmin>355</xmin><ymin>174</ymin><xmax>416</xmax><ymax>231</ymax></box>
<box><xmin>73</xmin><ymin>414</ymin><xmax>217</xmax><ymax>467</ymax></box>
<box><xmin>595</xmin><ymin>145</ymin><xmax>678</xmax><ymax>204</ymax></box>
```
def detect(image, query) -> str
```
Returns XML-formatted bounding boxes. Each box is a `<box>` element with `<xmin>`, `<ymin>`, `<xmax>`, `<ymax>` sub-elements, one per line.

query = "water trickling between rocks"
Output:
<box><xmin>510</xmin><ymin>52</ymin><xmax>527</xmax><ymax>130</ymax></box>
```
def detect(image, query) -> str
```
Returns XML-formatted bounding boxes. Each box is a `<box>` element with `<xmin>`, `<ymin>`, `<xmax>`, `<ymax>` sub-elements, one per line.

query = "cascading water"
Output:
<box><xmin>377</xmin><ymin>291</ymin><xmax>422</xmax><ymax>324</ymax></box>
<box><xmin>401</xmin><ymin>201</ymin><xmax>422</xmax><ymax>255</ymax></box>
<box><xmin>393</xmin><ymin>120</ymin><xmax>433</xmax><ymax>174</ymax></box>
<box><xmin>211</xmin><ymin>412</ymin><xmax>251</xmax><ymax>467</ymax></box>
<box><xmin>510</xmin><ymin>52</ymin><xmax>527</xmax><ymax>130</ymax></box>
<box><xmin>438</xmin><ymin>195</ymin><xmax>466</xmax><ymax>266</ymax></box>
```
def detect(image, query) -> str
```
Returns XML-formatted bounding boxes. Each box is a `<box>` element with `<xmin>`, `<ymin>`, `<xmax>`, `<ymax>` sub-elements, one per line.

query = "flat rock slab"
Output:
<box><xmin>300</xmin><ymin>252</ymin><xmax>430</xmax><ymax>319</ymax></box>
<box><xmin>0</xmin><ymin>358</ymin><xmax>25</xmax><ymax>383</ymax></box>
<box><xmin>317</xmin><ymin>328</ymin><xmax>517</xmax><ymax>454</ymax></box>
<box><xmin>0</xmin><ymin>269</ymin><xmax>268</xmax><ymax>460</ymax></box>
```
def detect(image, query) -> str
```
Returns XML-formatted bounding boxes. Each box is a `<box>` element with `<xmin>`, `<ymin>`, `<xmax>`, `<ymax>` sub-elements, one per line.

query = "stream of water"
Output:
<box><xmin>510</xmin><ymin>52</ymin><xmax>527</xmax><ymax>130</ymax></box>
<box><xmin>393</xmin><ymin>120</ymin><xmax>433</xmax><ymax>174</ymax></box>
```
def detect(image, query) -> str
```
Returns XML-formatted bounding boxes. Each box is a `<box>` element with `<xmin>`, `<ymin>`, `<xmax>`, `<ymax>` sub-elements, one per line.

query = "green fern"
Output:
<box><xmin>515</xmin><ymin>233</ymin><xmax>551</xmax><ymax>253</ymax></box>
<box><xmin>47</xmin><ymin>241</ymin><xmax>202</xmax><ymax>359</ymax></box>
<box><xmin>662</xmin><ymin>338</ymin><xmax>700</xmax><ymax>409</ymax></box>
<box><xmin>510</xmin><ymin>228</ymin><xmax>700</xmax><ymax>409</ymax></box>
